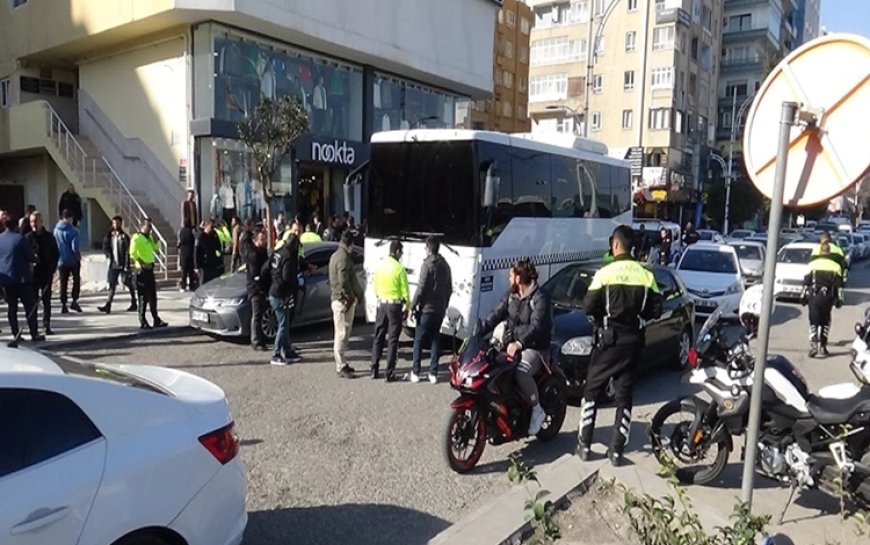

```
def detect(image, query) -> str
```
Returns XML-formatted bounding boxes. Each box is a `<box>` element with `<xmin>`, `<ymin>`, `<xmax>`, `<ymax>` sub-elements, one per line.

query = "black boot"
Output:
<box><xmin>576</xmin><ymin>398</ymin><xmax>596</xmax><ymax>461</ymax></box>
<box><xmin>819</xmin><ymin>344</ymin><xmax>830</xmax><ymax>357</ymax></box>
<box><xmin>97</xmin><ymin>304</ymin><xmax>111</xmax><ymax>314</ymax></box>
<box><xmin>371</xmin><ymin>366</ymin><xmax>380</xmax><ymax>380</ymax></box>
<box><xmin>609</xmin><ymin>405</ymin><xmax>632</xmax><ymax>467</ymax></box>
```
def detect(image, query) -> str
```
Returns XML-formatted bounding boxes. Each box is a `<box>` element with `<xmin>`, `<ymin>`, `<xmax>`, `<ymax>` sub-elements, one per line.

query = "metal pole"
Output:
<box><xmin>725</xmin><ymin>88</ymin><xmax>737</xmax><ymax>234</ymax></box>
<box><xmin>741</xmin><ymin>101</ymin><xmax>798</xmax><ymax>508</ymax></box>
<box><xmin>583</xmin><ymin>11</ymin><xmax>595</xmax><ymax>138</ymax></box>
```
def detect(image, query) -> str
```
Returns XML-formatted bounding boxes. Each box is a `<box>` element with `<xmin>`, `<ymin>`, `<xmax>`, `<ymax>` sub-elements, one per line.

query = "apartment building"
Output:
<box><xmin>527</xmin><ymin>0</ymin><xmax>724</xmax><ymax>221</ymax></box>
<box><xmin>0</xmin><ymin>0</ymin><xmax>498</xmax><ymax>270</ymax></box>
<box><xmin>459</xmin><ymin>0</ymin><xmax>534</xmax><ymax>132</ymax></box>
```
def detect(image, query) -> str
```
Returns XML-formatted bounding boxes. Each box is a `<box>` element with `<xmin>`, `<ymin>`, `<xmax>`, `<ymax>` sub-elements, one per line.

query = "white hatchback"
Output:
<box><xmin>0</xmin><ymin>346</ymin><xmax>247</xmax><ymax>545</ymax></box>
<box><xmin>775</xmin><ymin>242</ymin><xmax>817</xmax><ymax>298</ymax></box>
<box><xmin>675</xmin><ymin>242</ymin><xmax>744</xmax><ymax>316</ymax></box>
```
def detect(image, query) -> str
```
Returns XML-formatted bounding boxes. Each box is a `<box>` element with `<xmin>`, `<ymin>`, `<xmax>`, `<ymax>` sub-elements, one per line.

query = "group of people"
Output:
<box><xmin>630</xmin><ymin>222</ymin><xmax>701</xmax><ymax>265</ymax></box>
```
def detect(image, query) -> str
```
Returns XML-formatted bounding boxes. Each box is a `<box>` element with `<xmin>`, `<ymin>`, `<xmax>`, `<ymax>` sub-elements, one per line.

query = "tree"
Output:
<box><xmin>238</xmin><ymin>96</ymin><xmax>309</xmax><ymax>248</ymax></box>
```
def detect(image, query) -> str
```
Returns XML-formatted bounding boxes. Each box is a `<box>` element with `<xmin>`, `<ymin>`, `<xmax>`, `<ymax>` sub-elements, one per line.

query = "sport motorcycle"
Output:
<box><xmin>648</xmin><ymin>305</ymin><xmax>870</xmax><ymax>515</ymax></box>
<box><xmin>444</xmin><ymin>325</ymin><xmax>568</xmax><ymax>473</ymax></box>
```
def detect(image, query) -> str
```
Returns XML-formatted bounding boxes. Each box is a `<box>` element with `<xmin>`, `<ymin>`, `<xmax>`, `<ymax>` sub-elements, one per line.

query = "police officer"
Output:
<box><xmin>578</xmin><ymin>225</ymin><xmax>662</xmax><ymax>466</ymax></box>
<box><xmin>196</xmin><ymin>220</ymin><xmax>225</xmax><ymax>284</ymax></box>
<box><xmin>812</xmin><ymin>232</ymin><xmax>846</xmax><ymax>268</ymax></box>
<box><xmin>370</xmin><ymin>240</ymin><xmax>410</xmax><ymax>382</ymax></box>
<box><xmin>802</xmin><ymin>241</ymin><xmax>843</xmax><ymax>358</ymax></box>
<box><xmin>130</xmin><ymin>218</ymin><xmax>168</xmax><ymax>330</ymax></box>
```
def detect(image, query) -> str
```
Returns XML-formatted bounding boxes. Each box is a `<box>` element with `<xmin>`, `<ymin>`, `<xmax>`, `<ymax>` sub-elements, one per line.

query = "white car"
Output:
<box><xmin>728</xmin><ymin>229</ymin><xmax>756</xmax><ymax>241</ymax></box>
<box><xmin>697</xmin><ymin>229</ymin><xmax>726</xmax><ymax>244</ymax></box>
<box><xmin>675</xmin><ymin>242</ymin><xmax>744</xmax><ymax>316</ymax></box>
<box><xmin>774</xmin><ymin>242</ymin><xmax>816</xmax><ymax>299</ymax></box>
<box><xmin>0</xmin><ymin>346</ymin><xmax>247</xmax><ymax>545</ymax></box>
<box><xmin>727</xmin><ymin>240</ymin><xmax>765</xmax><ymax>284</ymax></box>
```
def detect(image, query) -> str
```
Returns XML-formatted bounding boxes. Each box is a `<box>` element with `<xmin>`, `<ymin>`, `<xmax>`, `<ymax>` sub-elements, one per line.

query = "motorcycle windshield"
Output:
<box><xmin>458</xmin><ymin>334</ymin><xmax>486</xmax><ymax>367</ymax></box>
<box><xmin>697</xmin><ymin>306</ymin><xmax>723</xmax><ymax>345</ymax></box>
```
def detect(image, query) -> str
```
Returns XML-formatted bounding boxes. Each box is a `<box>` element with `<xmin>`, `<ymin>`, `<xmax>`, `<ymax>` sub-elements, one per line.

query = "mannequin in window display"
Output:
<box><xmin>328</xmin><ymin>70</ymin><xmax>346</xmax><ymax>138</ymax></box>
<box><xmin>258</xmin><ymin>53</ymin><xmax>276</xmax><ymax>100</ymax></box>
<box><xmin>219</xmin><ymin>179</ymin><xmax>236</xmax><ymax>225</ymax></box>
<box><xmin>312</xmin><ymin>75</ymin><xmax>328</xmax><ymax>135</ymax></box>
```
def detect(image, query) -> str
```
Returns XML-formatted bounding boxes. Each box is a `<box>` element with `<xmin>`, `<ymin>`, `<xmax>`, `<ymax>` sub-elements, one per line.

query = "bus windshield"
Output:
<box><xmin>367</xmin><ymin>141</ymin><xmax>477</xmax><ymax>246</ymax></box>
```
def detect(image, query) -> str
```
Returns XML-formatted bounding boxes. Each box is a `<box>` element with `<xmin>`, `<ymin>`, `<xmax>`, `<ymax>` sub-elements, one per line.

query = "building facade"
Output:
<box><xmin>0</xmin><ymin>0</ymin><xmax>498</xmax><ymax>257</ymax></box>
<box><xmin>527</xmin><ymin>0</ymin><xmax>724</xmax><ymax>222</ymax></box>
<box><xmin>459</xmin><ymin>0</ymin><xmax>534</xmax><ymax>132</ymax></box>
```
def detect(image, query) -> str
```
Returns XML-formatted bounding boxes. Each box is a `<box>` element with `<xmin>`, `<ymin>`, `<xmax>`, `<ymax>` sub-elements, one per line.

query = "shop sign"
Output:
<box><xmin>651</xmin><ymin>189</ymin><xmax>668</xmax><ymax>202</ymax></box>
<box><xmin>311</xmin><ymin>140</ymin><xmax>356</xmax><ymax>166</ymax></box>
<box><xmin>642</xmin><ymin>167</ymin><xmax>668</xmax><ymax>188</ymax></box>
<box><xmin>626</xmin><ymin>146</ymin><xmax>644</xmax><ymax>178</ymax></box>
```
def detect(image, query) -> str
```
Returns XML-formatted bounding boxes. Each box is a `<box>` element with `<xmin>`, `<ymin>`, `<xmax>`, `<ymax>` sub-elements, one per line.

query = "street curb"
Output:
<box><xmin>42</xmin><ymin>326</ymin><xmax>193</xmax><ymax>351</ymax></box>
<box><xmin>427</xmin><ymin>454</ymin><xmax>606</xmax><ymax>545</ymax></box>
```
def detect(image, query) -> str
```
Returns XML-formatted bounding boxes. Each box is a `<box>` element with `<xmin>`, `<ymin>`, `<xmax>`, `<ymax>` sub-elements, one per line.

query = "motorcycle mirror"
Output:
<box><xmin>855</xmin><ymin>322</ymin><xmax>865</xmax><ymax>337</ymax></box>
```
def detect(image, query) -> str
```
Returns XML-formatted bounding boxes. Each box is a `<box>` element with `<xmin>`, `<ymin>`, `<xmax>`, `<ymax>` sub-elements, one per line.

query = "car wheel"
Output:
<box><xmin>260</xmin><ymin>306</ymin><xmax>278</xmax><ymax>342</ymax></box>
<box><xmin>674</xmin><ymin>326</ymin><xmax>693</xmax><ymax>370</ymax></box>
<box><xmin>114</xmin><ymin>533</ymin><xmax>172</xmax><ymax>545</ymax></box>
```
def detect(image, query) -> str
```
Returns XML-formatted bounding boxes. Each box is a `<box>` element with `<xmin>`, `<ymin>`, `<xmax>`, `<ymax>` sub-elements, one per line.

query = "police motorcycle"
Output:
<box><xmin>444</xmin><ymin>322</ymin><xmax>568</xmax><ymax>473</ymax></box>
<box><xmin>649</xmin><ymin>287</ymin><xmax>870</xmax><ymax>513</ymax></box>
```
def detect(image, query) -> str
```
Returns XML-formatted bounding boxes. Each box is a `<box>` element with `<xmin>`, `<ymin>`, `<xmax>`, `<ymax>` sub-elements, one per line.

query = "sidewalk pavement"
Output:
<box><xmin>0</xmin><ymin>288</ymin><xmax>194</xmax><ymax>349</ymax></box>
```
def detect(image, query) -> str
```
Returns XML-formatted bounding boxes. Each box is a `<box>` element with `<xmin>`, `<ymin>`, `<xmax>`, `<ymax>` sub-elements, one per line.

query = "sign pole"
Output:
<box><xmin>740</xmin><ymin>101</ymin><xmax>799</xmax><ymax>507</ymax></box>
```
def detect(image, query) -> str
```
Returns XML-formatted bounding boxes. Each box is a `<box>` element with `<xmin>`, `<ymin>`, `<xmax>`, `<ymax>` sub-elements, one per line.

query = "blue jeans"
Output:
<box><xmin>269</xmin><ymin>296</ymin><xmax>289</xmax><ymax>358</ymax></box>
<box><xmin>412</xmin><ymin>311</ymin><xmax>444</xmax><ymax>375</ymax></box>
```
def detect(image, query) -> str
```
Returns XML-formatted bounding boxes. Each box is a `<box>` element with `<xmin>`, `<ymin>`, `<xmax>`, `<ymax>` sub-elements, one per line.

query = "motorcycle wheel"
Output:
<box><xmin>536</xmin><ymin>377</ymin><xmax>567</xmax><ymax>442</ymax></box>
<box><xmin>444</xmin><ymin>406</ymin><xmax>486</xmax><ymax>474</ymax></box>
<box><xmin>649</xmin><ymin>399</ymin><xmax>730</xmax><ymax>486</ymax></box>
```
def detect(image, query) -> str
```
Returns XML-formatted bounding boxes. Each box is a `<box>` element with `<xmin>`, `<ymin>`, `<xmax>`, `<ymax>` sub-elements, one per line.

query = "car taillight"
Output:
<box><xmin>687</xmin><ymin>348</ymin><xmax>699</xmax><ymax>368</ymax></box>
<box><xmin>199</xmin><ymin>422</ymin><xmax>239</xmax><ymax>465</ymax></box>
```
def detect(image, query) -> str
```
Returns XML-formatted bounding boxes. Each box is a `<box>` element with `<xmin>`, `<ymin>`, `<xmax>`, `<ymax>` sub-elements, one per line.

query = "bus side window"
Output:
<box><xmin>511</xmin><ymin>149</ymin><xmax>551</xmax><ymax>219</ymax></box>
<box><xmin>550</xmin><ymin>156</ymin><xmax>580</xmax><ymax>218</ymax></box>
<box><xmin>478</xmin><ymin>142</ymin><xmax>514</xmax><ymax>247</ymax></box>
<box><xmin>576</xmin><ymin>159</ymin><xmax>598</xmax><ymax>218</ymax></box>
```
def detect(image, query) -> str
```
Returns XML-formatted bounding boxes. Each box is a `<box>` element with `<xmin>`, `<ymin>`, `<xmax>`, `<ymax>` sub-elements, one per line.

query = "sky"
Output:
<box><xmin>820</xmin><ymin>0</ymin><xmax>870</xmax><ymax>37</ymax></box>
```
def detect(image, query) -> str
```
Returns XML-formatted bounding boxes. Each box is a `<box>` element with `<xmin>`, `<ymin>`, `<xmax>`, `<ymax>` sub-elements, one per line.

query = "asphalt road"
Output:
<box><xmin>47</xmin><ymin>262</ymin><xmax>870</xmax><ymax>545</ymax></box>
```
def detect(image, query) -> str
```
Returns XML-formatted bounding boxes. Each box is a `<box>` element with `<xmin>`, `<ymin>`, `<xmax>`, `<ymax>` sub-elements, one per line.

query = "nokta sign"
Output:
<box><xmin>311</xmin><ymin>140</ymin><xmax>356</xmax><ymax>165</ymax></box>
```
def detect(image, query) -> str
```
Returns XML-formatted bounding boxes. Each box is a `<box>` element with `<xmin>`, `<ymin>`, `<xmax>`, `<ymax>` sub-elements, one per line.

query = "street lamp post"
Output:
<box><xmin>724</xmin><ymin>90</ymin><xmax>757</xmax><ymax>234</ymax></box>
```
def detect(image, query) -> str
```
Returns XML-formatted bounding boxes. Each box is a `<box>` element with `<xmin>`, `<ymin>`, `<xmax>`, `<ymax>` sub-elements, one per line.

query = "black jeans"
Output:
<box><xmin>135</xmin><ymin>268</ymin><xmax>160</xmax><ymax>325</ymax></box>
<box><xmin>249</xmin><ymin>291</ymin><xmax>266</xmax><ymax>347</ymax></box>
<box><xmin>579</xmin><ymin>342</ymin><xmax>641</xmax><ymax>454</ymax></box>
<box><xmin>371</xmin><ymin>303</ymin><xmax>403</xmax><ymax>374</ymax></box>
<box><xmin>58</xmin><ymin>263</ymin><xmax>81</xmax><ymax>307</ymax></box>
<box><xmin>5</xmin><ymin>284</ymin><xmax>38</xmax><ymax>339</ymax></box>
<box><xmin>106</xmin><ymin>268</ymin><xmax>136</xmax><ymax>308</ymax></box>
<box><xmin>412</xmin><ymin>311</ymin><xmax>445</xmax><ymax>376</ymax></box>
<box><xmin>201</xmin><ymin>267</ymin><xmax>222</xmax><ymax>285</ymax></box>
<box><xmin>33</xmin><ymin>276</ymin><xmax>53</xmax><ymax>329</ymax></box>
<box><xmin>808</xmin><ymin>295</ymin><xmax>834</xmax><ymax>346</ymax></box>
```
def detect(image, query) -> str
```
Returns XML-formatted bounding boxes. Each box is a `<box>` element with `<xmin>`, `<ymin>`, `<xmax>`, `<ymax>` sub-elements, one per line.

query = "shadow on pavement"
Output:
<box><xmin>245</xmin><ymin>503</ymin><xmax>450</xmax><ymax>545</ymax></box>
<box><xmin>772</xmin><ymin>305</ymin><xmax>802</xmax><ymax>326</ymax></box>
<box><xmin>473</xmin><ymin>430</ymin><xmax>578</xmax><ymax>475</ymax></box>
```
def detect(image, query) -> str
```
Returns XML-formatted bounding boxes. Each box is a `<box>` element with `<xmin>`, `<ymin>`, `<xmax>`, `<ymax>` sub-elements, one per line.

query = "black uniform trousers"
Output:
<box><xmin>579</xmin><ymin>341</ymin><xmax>641</xmax><ymax>455</ymax></box>
<box><xmin>808</xmin><ymin>294</ymin><xmax>835</xmax><ymax>346</ymax></box>
<box><xmin>179</xmin><ymin>254</ymin><xmax>198</xmax><ymax>291</ymax></box>
<box><xmin>135</xmin><ymin>268</ymin><xmax>160</xmax><ymax>326</ymax></box>
<box><xmin>33</xmin><ymin>274</ymin><xmax>53</xmax><ymax>329</ymax></box>
<box><xmin>58</xmin><ymin>263</ymin><xmax>81</xmax><ymax>308</ymax></box>
<box><xmin>4</xmin><ymin>284</ymin><xmax>38</xmax><ymax>339</ymax></box>
<box><xmin>249</xmin><ymin>291</ymin><xmax>267</xmax><ymax>347</ymax></box>
<box><xmin>371</xmin><ymin>302</ymin><xmax>403</xmax><ymax>375</ymax></box>
<box><xmin>106</xmin><ymin>268</ymin><xmax>137</xmax><ymax>309</ymax></box>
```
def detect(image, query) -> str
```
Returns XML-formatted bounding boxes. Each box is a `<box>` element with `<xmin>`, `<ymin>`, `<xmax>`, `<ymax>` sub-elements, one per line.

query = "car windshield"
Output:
<box><xmin>698</xmin><ymin>231</ymin><xmax>715</xmax><ymax>240</ymax></box>
<box><xmin>731</xmin><ymin>231</ymin><xmax>752</xmax><ymax>239</ymax></box>
<box><xmin>731</xmin><ymin>244</ymin><xmax>762</xmax><ymax>260</ymax></box>
<box><xmin>49</xmin><ymin>355</ymin><xmax>167</xmax><ymax>394</ymax></box>
<box><xmin>778</xmin><ymin>247</ymin><xmax>813</xmax><ymax>264</ymax></box>
<box><xmin>542</xmin><ymin>266</ymin><xmax>593</xmax><ymax>308</ymax></box>
<box><xmin>679</xmin><ymin>249</ymin><xmax>737</xmax><ymax>274</ymax></box>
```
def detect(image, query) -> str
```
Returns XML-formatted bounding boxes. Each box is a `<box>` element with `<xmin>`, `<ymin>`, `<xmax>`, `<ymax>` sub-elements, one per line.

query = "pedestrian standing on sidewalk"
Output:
<box><xmin>247</xmin><ymin>228</ymin><xmax>270</xmax><ymax>351</ymax></box>
<box><xmin>409</xmin><ymin>236</ymin><xmax>453</xmax><ymax>384</ymax></box>
<box><xmin>230</xmin><ymin>217</ymin><xmax>243</xmax><ymax>271</ymax></box>
<box><xmin>181</xmin><ymin>190</ymin><xmax>198</xmax><ymax>231</ymax></box>
<box><xmin>58</xmin><ymin>184</ymin><xmax>83</xmax><ymax>226</ymax></box>
<box><xmin>370</xmin><ymin>240</ymin><xmax>410</xmax><ymax>382</ymax></box>
<box><xmin>269</xmin><ymin>221</ymin><xmax>302</xmax><ymax>365</ymax></box>
<box><xmin>0</xmin><ymin>210</ymin><xmax>43</xmax><ymax>347</ymax></box>
<box><xmin>98</xmin><ymin>216</ymin><xmax>137</xmax><ymax>314</ymax></box>
<box><xmin>25</xmin><ymin>211</ymin><xmax>59</xmax><ymax>335</ymax></box>
<box><xmin>329</xmin><ymin>230</ymin><xmax>364</xmax><ymax>379</ymax></box>
<box><xmin>18</xmin><ymin>204</ymin><xmax>36</xmax><ymax>235</ymax></box>
<box><xmin>54</xmin><ymin>209</ymin><xmax>82</xmax><ymax>314</ymax></box>
<box><xmin>196</xmin><ymin>219</ymin><xmax>225</xmax><ymax>285</ymax></box>
<box><xmin>177</xmin><ymin>222</ymin><xmax>198</xmax><ymax>292</ymax></box>
<box><xmin>130</xmin><ymin>218</ymin><xmax>168</xmax><ymax>330</ymax></box>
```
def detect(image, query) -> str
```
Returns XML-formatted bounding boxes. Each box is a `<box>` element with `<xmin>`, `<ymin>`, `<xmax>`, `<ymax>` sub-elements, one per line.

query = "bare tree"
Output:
<box><xmin>238</xmin><ymin>96</ymin><xmax>309</xmax><ymax>248</ymax></box>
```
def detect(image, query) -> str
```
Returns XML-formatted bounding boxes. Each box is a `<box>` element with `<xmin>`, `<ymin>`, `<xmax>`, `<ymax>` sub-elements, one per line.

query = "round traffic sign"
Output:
<box><xmin>743</xmin><ymin>34</ymin><xmax>870</xmax><ymax>207</ymax></box>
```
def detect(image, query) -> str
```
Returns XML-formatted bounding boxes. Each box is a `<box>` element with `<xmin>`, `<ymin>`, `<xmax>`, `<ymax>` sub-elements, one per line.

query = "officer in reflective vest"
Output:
<box><xmin>578</xmin><ymin>225</ymin><xmax>662</xmax><ymax>466</ymax></box>
<box><xmin>812</xmin><ymin>232</ymin><xmax>846</xmax><ymax>268</ymax></box>
<box><xmin>129</xmin><ymin>218</ymin><xmax>168</xmax><ymax>330</ymax></box>
<box><xmin>802</xmin><ymin>241</ymin><xmax>843</xmax><ymax>358</ymax></box>
<box><xmin>370</xmin><ymin>240</ymin><xmax>410</xmax><ymax>382</ymax></box>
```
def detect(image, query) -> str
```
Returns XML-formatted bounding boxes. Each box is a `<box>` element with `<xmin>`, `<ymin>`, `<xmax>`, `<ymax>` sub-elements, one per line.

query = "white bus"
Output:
<box><xmin>351</xmin><ymin>129</ymin><xmax>631</xmax><ymax>338</ymax></box>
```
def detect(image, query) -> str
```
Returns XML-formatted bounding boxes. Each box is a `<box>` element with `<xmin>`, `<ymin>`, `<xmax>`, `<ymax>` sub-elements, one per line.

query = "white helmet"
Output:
<box><xmin>851</xmin><ymin>317</ymin><xmax>870</xmax><ymax>385</ymax></box>
<box><xmin>738</xmin><ymin>284</ymin><xmax>766</xmax><ymax>337</ymax></box>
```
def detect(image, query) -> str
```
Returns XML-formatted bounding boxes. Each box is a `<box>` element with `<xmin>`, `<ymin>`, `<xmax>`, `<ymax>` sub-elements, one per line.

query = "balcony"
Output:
<box><xmin>720</xmin><ymin>55</ymin><xmax>763</xmax><ymax>74</ymax></box>
<box><xmin>723</xmin><ymin>27</ymin><xmax>779</xmax><ymax>48</ymax></box>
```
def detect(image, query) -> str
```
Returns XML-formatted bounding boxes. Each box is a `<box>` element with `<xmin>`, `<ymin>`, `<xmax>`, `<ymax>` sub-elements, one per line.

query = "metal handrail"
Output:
<box><xmin>42</xmin><ymin>103</ymin><xmax>169</xmax><ymax>278</ymax></box>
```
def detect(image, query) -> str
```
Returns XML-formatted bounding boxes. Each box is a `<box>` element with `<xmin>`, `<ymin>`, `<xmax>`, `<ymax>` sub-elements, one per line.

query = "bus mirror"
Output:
<box><xmin>343</xmin><ymin>183</ymin><xmax>355</xmax><ymax>211</ymax></box>
<box><xmin>484</xmin><ymin>165</ymin><xmax>500</xmax><ymax>208</ymax></box>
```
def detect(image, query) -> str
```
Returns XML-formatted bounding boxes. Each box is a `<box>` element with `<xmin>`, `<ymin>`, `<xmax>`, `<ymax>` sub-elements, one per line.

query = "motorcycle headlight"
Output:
<box><xmin>215</xmin><ymin>296</ymin><xmax>246</xmax><ymax>307</ymax></box>
<box><xmin>725</xmin><ymin>281</ymin><xmax>743</xmax><ymax>295</ymax></box>
<box><xmin>463</xmin><ymin>376</ymin><xmax>475</xmax><ymax>387</ymax></box>
<box><xmin>561</xmin><ymin>336</ymin><xmax>594</xmax><ymax>357</ymax></box>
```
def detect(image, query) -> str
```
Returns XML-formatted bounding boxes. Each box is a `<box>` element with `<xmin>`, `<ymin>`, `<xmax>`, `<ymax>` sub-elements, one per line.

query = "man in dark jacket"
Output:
<box><xmin>58</xmin><ymin>184</ymin><xmax>83</xmax><ymax>226</ymax></box>
<box><xmin>195</xmin><ymin>220</ymin><xmax>225</xmax><ymax>285</ymax></box>
<box><xmin>269</xmin><ymin>222</ymin><xmax>302</xmax><ymax>365</ymax></box>
<box><xmin>633</xmin><ymin>224</ymin><xmax>650</xmax><ymax>262</ymax></box>
<box><xmin>682</xmin><ymin>222</ymin><xmax>700</xmax><ymax>247</ymax></box>
<box><xmin>410</xmin><ymin>236</ymin><xmax>453</xmax><ymax>383</ymax></box>
<box><xmin>246</xmin><ymin>228</ymin><xmax>270</xmax><ymax>351</ymax></box>
<box><xmin>329</xmin><ymin>230</ymin><xmax>364</xmax><ymax>378</ymax></box>
<box><xmin>54</xmin><ymin>209</ymin><xmax>82</xmax><ymax>313</ymax></box>
<box><xmin>98</xmin><ymin>216</ymin><xmax>137</xmax><ymax>314</ymax></box>
<box><xmin>25</xmin><ymin>211</ymin><xmax>58</xmax><ymax>335</ymax></box>
<box><xmin>480</xmin><ymin>259</ymin><xmax>552</xmax><ymax>436</ymax></box>
<box><xmin>658</xmin><ymin>227</ymin><xmax>672</xmax><ymax>265</ymax></box>
<box><xmin>177</xmin><ymin>224</ymin><xmax>197</xmax><ymax>291</ymax></box>
<box><xmin>0</xmin><ymin>210</ymin><xmax>42</xmax><ymax>346</ymax></box>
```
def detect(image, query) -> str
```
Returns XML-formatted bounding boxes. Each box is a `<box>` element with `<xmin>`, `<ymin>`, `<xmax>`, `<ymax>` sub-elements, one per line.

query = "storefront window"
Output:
<box><xmin>200</xmin><ymin>138</ymin><xmax>268</xmax><ymax>224</ymax></box>
<box><xmin>372</xmin><ymin>74</ymin><xmax>459</xmax><ymax>131</ymax></box>
<box><xmin>213</xmin><ymin>30</ymin><xmax>363</xmax><ymax>141</ymax></box>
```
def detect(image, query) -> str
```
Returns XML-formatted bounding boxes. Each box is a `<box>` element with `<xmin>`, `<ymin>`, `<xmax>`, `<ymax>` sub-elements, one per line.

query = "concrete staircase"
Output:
<box><xmin>42</xmin><ymin>102</ymin><xmax>179</xmax><ymax>281</ymax></box>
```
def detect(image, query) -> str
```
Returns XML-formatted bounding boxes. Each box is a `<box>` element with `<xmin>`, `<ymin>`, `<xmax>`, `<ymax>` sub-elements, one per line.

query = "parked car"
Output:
<box><xmin>727</xmin><ymin>240</ymin><xmax>765</xmax><ymax>284</ymax></box>
<box><xmin>774</xmin><ymin>242</ymin><xmax>816</xmax><ymax>299</ymax></box>
<box><xmin>543</xmin><ymin>262</ymin><xmax>695</xmax><ymax>405</ymax></box>
<box><xmin>853</xmin><ymin>233</ymin><xmax>870</xmax><ymax>260</ymax></box>
<box><xmin>697</xmin><ymin>229</ymin><xmax>726</xmax><ymax>244</ymax></box>
<box><xmin>728</xmin><ymin>229</ymin><xmax>755</xmax><ymax>241</ymax></box>
<box><xmin>674</xmin><ymin>242</ymin><xmax>743</xmax><ymax>317</ymax></box>
<box><xmin>0</xmin><ymin>345</ymin><xmax>247</xmax><ymax>545</ymax></box>
<box><xmin>836</xmin><ymin>235</ymin><xmax>855</xmax><ymax>268</ymax></box>
<box><xmin>189</xmin><ymin>242</ymin><xmax>365</xmax><ymax>341</ymax></box>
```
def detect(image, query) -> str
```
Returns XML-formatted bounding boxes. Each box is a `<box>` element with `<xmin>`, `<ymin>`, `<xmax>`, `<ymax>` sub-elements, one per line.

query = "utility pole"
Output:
<box><xmin>583</xmin><ymin>0</ymin><xmax>621</xmax><ymax>138</ymax></box>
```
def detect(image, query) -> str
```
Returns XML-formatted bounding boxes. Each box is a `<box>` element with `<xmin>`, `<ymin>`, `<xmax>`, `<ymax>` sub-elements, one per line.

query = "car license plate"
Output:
<box><xmin>192</xmin><ymin>310</ymin><xmax>209</xmax><ymax>323</ymax></box>
<box><xmin>694</xmin><ymin>299</ymin><xmax>715</xmax><ymax>309</ymax></box>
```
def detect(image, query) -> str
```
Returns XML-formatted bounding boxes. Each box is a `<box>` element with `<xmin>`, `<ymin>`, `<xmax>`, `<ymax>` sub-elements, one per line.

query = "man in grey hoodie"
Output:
<box><xmin>54</xmin><ymin>209</ymin><xmax>82</xmax><ymax>313</ymax></box>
